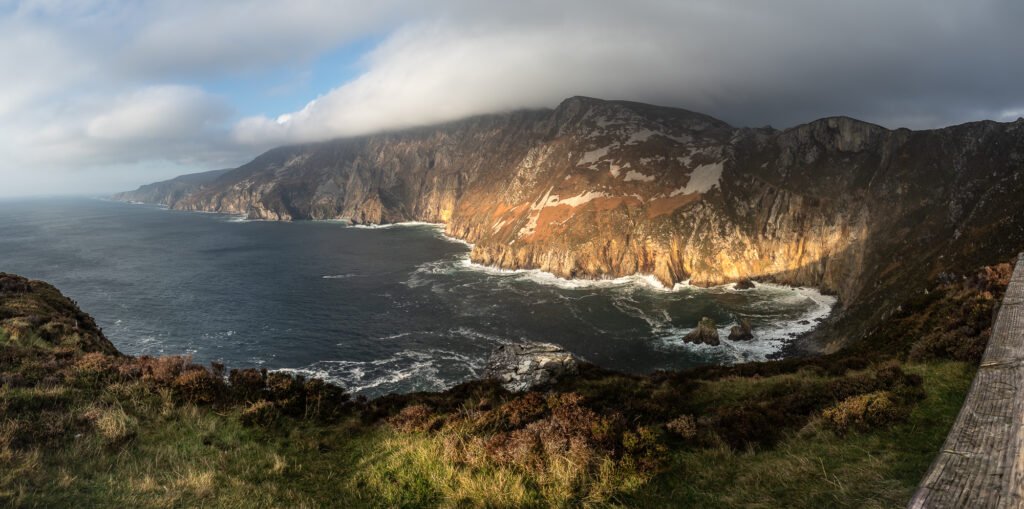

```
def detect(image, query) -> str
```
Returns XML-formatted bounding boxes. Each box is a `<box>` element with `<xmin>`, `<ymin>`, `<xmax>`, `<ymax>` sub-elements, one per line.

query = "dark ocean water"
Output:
<box><xmin>0</xmin><ymin>197</ymin><xmax>834</xmax><ymax>396</ymax></box>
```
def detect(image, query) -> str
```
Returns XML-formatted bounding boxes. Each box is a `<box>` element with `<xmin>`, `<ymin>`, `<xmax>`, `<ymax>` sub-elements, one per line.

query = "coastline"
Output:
<box><xmin>112</xmin><ymin>197</ymin><xmax>839</xmax><ymax>370</ymax></box>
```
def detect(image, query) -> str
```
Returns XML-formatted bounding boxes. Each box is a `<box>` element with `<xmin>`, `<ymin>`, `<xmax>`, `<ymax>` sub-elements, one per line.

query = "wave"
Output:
<box><xmin>347</xmin><ymin>221</ymin><xmax>444</xmax><ymax>230</ymax></box>
<box><xmin>454</xmin><ymin>256</ymin><xmax>687</xmax><ymax>292</ymax></box>
<box><xmin>657</xmin><ymin>285</ymin><xmax>837</xmax><ymax>362</ymax></box>
<box><xmin>345</xmin><ymin>221</ymin><xmax>476</xmax><ymax>248</ymax></box>
<box><xmin>274</xmin><ymin>348</ymin><xmax>486</xmax><ymax>396</ymax></box>
<box><xmin>321</xmin><ymin>274</ymin><xmax>361</xmax><ymax>279</ymax></box>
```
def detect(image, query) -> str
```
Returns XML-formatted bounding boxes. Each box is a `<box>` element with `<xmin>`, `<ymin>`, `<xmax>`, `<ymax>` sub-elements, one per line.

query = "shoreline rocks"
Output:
<box><xmin>684</xmin><ymin>317</ymin><xmax>720</xmax><ymax>346</ymax></box>
<box><xmin>485</xmin><ymin>342</ymin><xmax>579</xmax><ymax>392</ymax></box>
<box><xmin>734</xmin><ymin>279</ymin><xmax>756</xmax><ymax>290</ymax></box>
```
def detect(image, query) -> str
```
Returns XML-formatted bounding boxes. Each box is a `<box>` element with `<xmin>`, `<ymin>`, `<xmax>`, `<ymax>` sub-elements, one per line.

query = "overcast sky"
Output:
<box><xmin>0</xmin><ymin>0</ymin><xmax>1021</xmax><ymax>196</ymax></box>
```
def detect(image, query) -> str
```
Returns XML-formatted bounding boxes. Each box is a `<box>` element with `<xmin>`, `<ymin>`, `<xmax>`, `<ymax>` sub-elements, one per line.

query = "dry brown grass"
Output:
<box><xmin>173</xmin><ymin>468</ymin><xmax>216</xmax><ymax>499</ymax></box>
<box><xmin>83</xmin><ymin>403</ymin><xmax>138</xmax><ymax>445</ymax></box>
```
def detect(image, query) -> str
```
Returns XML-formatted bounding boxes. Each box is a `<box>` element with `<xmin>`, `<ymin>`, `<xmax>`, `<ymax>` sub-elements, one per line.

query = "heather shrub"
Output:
<box><xmin>172</xmin><ymin>369</ymin><xmax>220</xmax><ymax>404</ymax></box>
<box><xmin>138</xmin><ymin>356</ymin><xmax>191</xmax><ymax>386</ymax></box>
<box><xmin>388</xmin><ymin>404</ymin><xmax>439</xmax><ymax>433</ymax></box>
<box><xmin>228</xmin><ymin>368</ymin><xmax>266</xmax><ymax>402</ymax></box>
<box><xmin>484</xmin><ymin>392</ymin><xmax>630</xmax><ymax>475</ymax></box>
<box><xmin>301</xmin><ymin>378</ymin><xmax>350</xmax><ymax>420</ymax></box>
<box><xmin>821</xmin><ymin>391</ymin><xmax>902</xmax><ymax>434</ymax></box>
<box><xmin>665</xmin><ymin>414</ymin><xmax>697</xmax><ymax>440</ymax></box>
<box><xmin>706</xmin><ymin>405</ymin><xmax>779</xmax><ymax>449</ymax></box>
<box><xmin>622</xmin><ymin>425</ymin><xmax>667</xmax><ymax>470</ymax></box>
<box><xmin>266</xmin><ymin>372</ymin><xmax>302</xmax><ymax>400</ymax></box>
<box><xmin>240</xmin><ymin>400</ymin><xmax>279</xmax><ymax>427</ymax></box>
<box><xmin>266</xmin><ymin>372</ymin><xmax>306</xmax><ymax>416</ymax></box>
<box><xmin>497</xmin><ymin>392</ymin><xmax>547</xmax><ymax>429</ymax></box>
<box><xmin>72</xmin><ymin>352</ymin><xmax>117</xmax><ymax>386</ymax></box>
<box><xmin>909</xmin><ymin>326</ymin><xmax>989</xmax><ymax>363</ymax></box>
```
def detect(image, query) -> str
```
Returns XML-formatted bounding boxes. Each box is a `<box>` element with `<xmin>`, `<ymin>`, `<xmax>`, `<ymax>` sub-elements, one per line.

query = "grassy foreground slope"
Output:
<box><xmin>0</xmin><ymin>263</ymin><xmax>1011</xmax><ymax>508</ymax></box>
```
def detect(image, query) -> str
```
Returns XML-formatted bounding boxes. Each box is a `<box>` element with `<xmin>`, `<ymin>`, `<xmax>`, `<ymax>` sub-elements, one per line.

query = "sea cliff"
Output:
<box><xmin>117</xmin><ymin>97</ymin><xmax>1024</xmax><ymax>347</ymax></box>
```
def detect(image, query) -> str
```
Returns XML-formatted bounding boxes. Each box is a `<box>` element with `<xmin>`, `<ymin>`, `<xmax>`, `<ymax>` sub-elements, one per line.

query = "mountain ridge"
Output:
<box><xmin>115</xmin><ymin>96</ymin><xmax>1024</xmax><ymax>349</ymax></box>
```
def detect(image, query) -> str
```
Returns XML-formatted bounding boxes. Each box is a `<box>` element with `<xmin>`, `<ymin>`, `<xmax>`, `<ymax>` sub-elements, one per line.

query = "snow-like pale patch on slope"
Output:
<box><xmin>556</xmin><ymin>191</ymin><xmax>608</xmax><ymax>207</ymax></box>
<box><xmin>625</xmin><ymin>129</ymin><xmax>656</xmax><ymax>145</ymax></box>
<box><xmin>530</xmin><ymin>188</ymin><xmax>609</xmax><ymax>210</ymax></box>
<box><xmin>669</xmin><ymin>162</ymin><xmax>723</xmax><ymax>196</ymax></box>
<box><xmin>518</xmin><ymin>188</ymin><xmax>608</xmax><ymax>238</ymax></box>
<box><xmin>623</xmin><ymin>170</ymin><xmax>655</xmax><ymax>182</ymax></box>
<box><xmin>578</xmin><ymin>146</ymin><xmax>610</xmax><ymax>167</ymax></box>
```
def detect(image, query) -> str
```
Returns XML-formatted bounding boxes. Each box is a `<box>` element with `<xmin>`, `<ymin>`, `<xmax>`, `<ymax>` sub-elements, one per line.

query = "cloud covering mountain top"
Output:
<box><xmin>1</xmin><ymin>0</ymin><xmax>1021</xmax><ymax>195</ymax></box>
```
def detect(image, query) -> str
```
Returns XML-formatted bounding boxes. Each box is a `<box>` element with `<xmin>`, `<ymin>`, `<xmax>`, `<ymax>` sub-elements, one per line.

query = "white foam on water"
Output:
<box><xmin>453</xmin><ymin>255</ymin><xmax>687</xmax><ymax>292</ymax></box>
<box><xmin>321</xmin><ymin>274</ymin><xmax>360</xmax><ymax>279</ymax></box>
<box><xmin>447</xmin><ymin>326</ymin><xmax>515</xmax><ymax>346</ymax></box>
<box><xmin>275</xmin><ymin>348</ymin><xmax>486</xmax><ymax>395</ymax></box>
<box><xmin>291</xmin><ymin>217</ymin><xmax>835</xmax><ymax>381</ymax></box>
<box><xmin>346</xmin><ymin>221</ymin><xmax>475</xmax><ymax>248</ymax></box>
<box><xmin>348</xmin><ymin>221</ymin><xmax>444</xmax><ymax>230</ymax></box>
<box><xmin>658</xmin><ymin>284</ymin><xmax>837</xmax><ymax>363</ymax></box>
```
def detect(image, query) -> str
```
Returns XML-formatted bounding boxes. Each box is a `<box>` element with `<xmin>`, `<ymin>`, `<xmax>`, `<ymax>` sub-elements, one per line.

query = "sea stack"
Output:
<box><xmin>728</xmin><ymin>318</ymin><xmax>755</xmax><ymax>341</ymax></box>
<box><xmin>684</xmin><ymin>316</ymin><xmax>720</xmax><ymax>346</ymax></box>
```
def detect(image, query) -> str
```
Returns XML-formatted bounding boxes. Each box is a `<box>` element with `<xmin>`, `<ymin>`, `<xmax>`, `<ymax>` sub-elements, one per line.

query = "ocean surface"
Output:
<box><xmin>0</xmin><ymin>197</ymin><xmax>835</xmax><ymax>397</ymax></box>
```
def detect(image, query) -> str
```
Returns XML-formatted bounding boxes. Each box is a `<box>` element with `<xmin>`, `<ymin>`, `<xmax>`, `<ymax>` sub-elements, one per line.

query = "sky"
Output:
<box><xmin>0</xmin><ymin>0</ymin><xmax>1021</xmax><ymax>197</ymax></box>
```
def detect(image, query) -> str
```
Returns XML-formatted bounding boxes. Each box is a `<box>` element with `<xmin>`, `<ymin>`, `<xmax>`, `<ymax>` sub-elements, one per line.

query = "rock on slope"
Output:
<box><xmin>116</xmin><ymin>97</ymin><xmax>1024</xmax><ymax>347</ymax></box>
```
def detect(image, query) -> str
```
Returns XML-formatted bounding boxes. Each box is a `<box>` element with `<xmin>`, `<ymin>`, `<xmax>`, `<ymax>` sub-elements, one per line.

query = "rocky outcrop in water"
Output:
<box><xmin>684</xmin><ymin>317</ymin><xmax>720</xmax><ymax>346</ymax></box>
<box><xmin>485</xmin><ymin>343</ymin><xmax>579</xmax><ymax>392</ymax></box>
<box><xmin>728</xmin><ymin>318</ymin><xmax>754</xmax><ymax>341</ymax></box>
<box><xmin>116</xmin><ymin>96</ymin><xmax>1024</xmax><ymax>347</ymax></box>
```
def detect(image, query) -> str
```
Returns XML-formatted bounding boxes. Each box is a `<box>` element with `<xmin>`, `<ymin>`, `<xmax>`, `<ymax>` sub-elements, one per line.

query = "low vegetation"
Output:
<box><xmin>0</xmin><ymin>262</ymin><xmax>1012</xmax><ymax>507</ymax></box>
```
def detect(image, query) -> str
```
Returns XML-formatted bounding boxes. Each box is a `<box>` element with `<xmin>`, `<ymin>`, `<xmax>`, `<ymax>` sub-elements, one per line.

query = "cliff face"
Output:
<box><xmin>116</xmin><ymin>97</ymin><xmax>1024</xmax><ymax>341</ymax></box>
<box><xmin>113</xmin><ymin>168</ymin><xmax>232</xmax><ymax>207</ymax></box>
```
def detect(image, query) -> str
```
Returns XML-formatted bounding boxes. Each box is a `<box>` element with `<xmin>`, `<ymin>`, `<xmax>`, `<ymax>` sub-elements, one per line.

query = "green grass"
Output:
<box><xmin>0</xmin><ymin>266</ymin><xmax>1004</xmax><ymax>508</ymax></box>
<box><xmin>0</xmin><ymin>360</ymin><xmax>973</xmax><ymax>508</ymax></box>
<box><xmin>619</xmin><ymin>361</ymin><xmax>974</xmax><ymax>508</ymax></box>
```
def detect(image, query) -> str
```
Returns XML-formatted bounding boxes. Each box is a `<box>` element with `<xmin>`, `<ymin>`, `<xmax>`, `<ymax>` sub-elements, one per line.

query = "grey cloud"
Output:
<box><xmin>1</xmin><ymin>0</ymin><xmax>1023</xmax><ymax>196</ymax></box>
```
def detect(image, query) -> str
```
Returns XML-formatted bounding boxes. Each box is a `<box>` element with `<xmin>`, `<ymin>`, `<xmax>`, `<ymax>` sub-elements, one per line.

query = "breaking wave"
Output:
<box><xmin>276</xmin><ymin>347</ymin><xmax>488</xmax><ymax>396</ymax></box>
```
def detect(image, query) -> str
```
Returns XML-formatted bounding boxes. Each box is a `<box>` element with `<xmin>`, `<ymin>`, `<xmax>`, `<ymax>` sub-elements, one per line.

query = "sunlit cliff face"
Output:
<box><xmin>118</xmin><ymin>97</ymin><xmax>1024</xmax><ymax>314</ymax></box>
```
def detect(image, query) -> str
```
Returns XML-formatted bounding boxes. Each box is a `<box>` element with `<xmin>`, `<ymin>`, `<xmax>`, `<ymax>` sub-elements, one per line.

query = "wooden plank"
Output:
<box><xmin>909</xmin><ymin>254</ymin><xmax>1024</xmax><ymax>508</ymax></box>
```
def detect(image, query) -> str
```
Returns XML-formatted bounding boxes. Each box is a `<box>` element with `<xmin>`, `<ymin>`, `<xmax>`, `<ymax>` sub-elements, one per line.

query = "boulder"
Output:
<box><xmin>485</xmin><ymin>342</ymin><xmax>579</xmax><ymax>392</ymax></box>
<box><xmin>684</xmin><ymin>316</ymin><xmax>720</xmax><ymax>346</ymax></box>
<box><xmin>728</xmin><ymin>318</ymin><xmax>754</xmax><ymax>341</ymax></box>
<box><xmin>733</xmin><ymin>279</ymin><xmax>756</xmax><ymax>290</ymax></box>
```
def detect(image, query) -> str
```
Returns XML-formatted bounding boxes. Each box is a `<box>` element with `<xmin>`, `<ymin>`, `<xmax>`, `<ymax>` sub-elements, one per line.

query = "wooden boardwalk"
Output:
<box><xmin>909</xmin><ymin>253</ymin><xmax>1024</xmax><ymax>508</ymax></box>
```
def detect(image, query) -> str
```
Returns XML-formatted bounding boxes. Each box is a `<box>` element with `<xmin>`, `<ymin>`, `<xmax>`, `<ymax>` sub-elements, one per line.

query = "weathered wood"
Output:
<box><xmin>909</xmin><ymin>254</ymin><xmax>1024</xmax><ymax>508</ymax></box>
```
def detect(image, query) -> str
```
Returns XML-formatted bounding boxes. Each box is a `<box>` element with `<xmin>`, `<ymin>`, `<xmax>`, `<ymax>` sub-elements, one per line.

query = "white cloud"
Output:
<box><xmin>233</xmin><ymin>0</ymin><xmax>1024</xmax><ymax>147</ymax></box>
<box><xmin>116</xmin><ymin>0</ymin><xmax>404</xmax><ymax>77</ymax></box>
<box><xmin>0</xmin><ymin>20</ymin><xmax>91</xmax><ymax>118</ymax></box>
<box><xmin>232</xmin><ymin>20</ymin><xmax>691</xmax><ymax>146</ymax></box>
<box><xmin>86</xmin><ymin>86</ymin><xmax>230</xmax><ymax>141</ymax></box>
<box><xmin>1</xmin><ymin>0</ymin><xmax>1023</xmax><ymax>196</ymax></box>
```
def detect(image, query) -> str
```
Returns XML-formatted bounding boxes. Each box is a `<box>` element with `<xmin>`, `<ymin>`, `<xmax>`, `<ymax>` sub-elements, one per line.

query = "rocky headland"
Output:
<box><xmin>116</xmin><ymin>96</ymin><xmax>1024</xmax><ymax>350</ymax></box>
